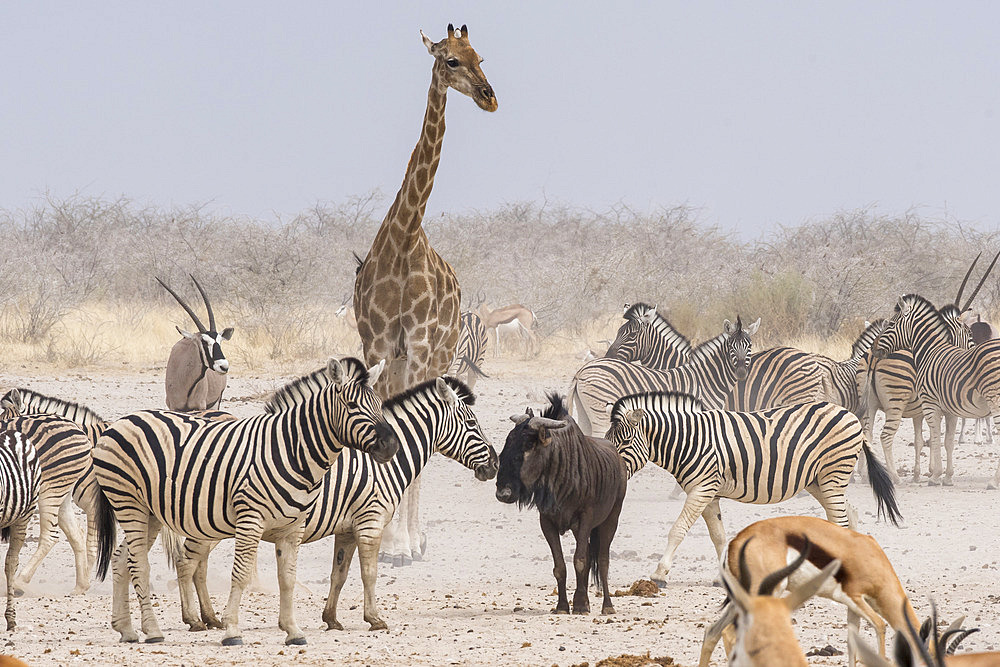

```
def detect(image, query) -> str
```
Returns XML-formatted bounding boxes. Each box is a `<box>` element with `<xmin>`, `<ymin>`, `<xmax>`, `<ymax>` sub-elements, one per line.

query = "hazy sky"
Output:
<box><xmin>3</xmin><ymin>2</ymin><xmax>998</xmax><ymax>237</ymax></box>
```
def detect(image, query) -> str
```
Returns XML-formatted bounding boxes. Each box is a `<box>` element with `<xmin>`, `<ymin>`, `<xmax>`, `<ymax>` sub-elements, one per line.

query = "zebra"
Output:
<box><xmin>0</xmin><ymin>395</ymin><xmax>93</xmax><ymax>594</ymax></box>
<box><xmin>568</xmin><ymin>317</ymin><xmax>759</xmax><ymax>437</ymax></box>
<box><xmin>449</xmin><ymin>311</ymin><xmax>489</xmax><ymax>389</ymax></box>
<box><xmin>93</xmin><ymin>357</ymin><xmax>400</xmax><ymax>646</ymax></box>
<box><xmin>175</xmin><ymin>375</ymin><xmax>498</xmax><ymax>632</ymax></box>
<box><xmin>872</xmin><ymin>293</ymin><xmax>1000</xmax><ymax>487</ymax></box>
<box><xmin>606</xmin><ymin>391</ymin><xmax>901</xmax><ymax>584</ymax></box>
<box><xmin>812</xmin><ymin>319</ymin><xmax>886</xmax><ymax>412</ymax></box>
<box><xmin>0</xmin><ymin>429</ymin><xmax>40</xmax><ymax>631</ymax></box>
<box><xmin>603</xmin><ymin>302</ymin><xmax>693</xmax><ymax>368</ymax></box>
<box><xmin>725</xmin><ymin>345</ymin><xmax>824</xmax><ymax>411</ymax></box>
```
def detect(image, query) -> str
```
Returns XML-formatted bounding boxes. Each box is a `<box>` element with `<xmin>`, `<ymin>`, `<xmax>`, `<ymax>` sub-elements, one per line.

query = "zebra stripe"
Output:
<box><xmin>92</xmin><ymin>357</ymin><xmax>399</xmax><ymax>646</ymax></box>
<box><xmin>177</xmin><ymin>375</ymin><xmax>498</xmax><ymax>632</ymax></box>
<box><xmin>0</xmin><ymin>413</ymin><xmax>92</xmax><ymax>594</ymax></box>
<box><xmin>873</xmin><ymin>294</ymin><xmax>1000</xmax><ymax>487</ymax></box>
<box><xmin>1</xmin><ymin>387</ymin><xmax>106</xmax><ymax>446</ymax></box>
<box><xmin>0</xmin><ymin>429</ymin><xmax>40</xmax><ymax>631</ymax></box>
<box><xmin>569</xmin><ymin>318</ymin><xmax>758</xmax><ymax>437</ymax></box>
<box><xmin>725</xmin><ymin>346</ymin><xmax>823</xmax><ymax>411</ymax></box>
<box><xmin>449</xmin><ymin>311</ymin><xmax>489</xmax><ymax>389</ymax></box>
<box><xmin>813</xmin><ymin>319</ymin><xmax>887</xmax><ymax>412</ymax></box>
<box><xmin>606</xmin><ymin>391</ymin><xmax>900</xmax><ymax>584</ymax></box>
<box><xmin>604</xmin><ymin>302</ymin><xmax>693</xmax><ymax>369</ymax></box>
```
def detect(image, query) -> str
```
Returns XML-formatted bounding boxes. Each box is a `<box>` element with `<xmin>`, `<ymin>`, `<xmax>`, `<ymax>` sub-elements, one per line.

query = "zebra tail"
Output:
<box><xmin>463</xmin><ymin>356</ymin><xmax>489</xmax><ymax>379</ymax></box>
<box><xmin>161</xmin><ymin>529</ymin><xmax>184</xmax><ymax>571</ymax></box>
<box><xmin>588</xmin><ymin>526</ymin><xmax>601</xmax><ymax>588</ymax></box>
<box><xmin>862</xmin><ymin>441</ymin><xmax>902</xmax><ymax>526</ymax></box>
<box><xmin>95</xmin><ymin>487</ymin><xmax>119</xmax><ymax>582</ymax></box>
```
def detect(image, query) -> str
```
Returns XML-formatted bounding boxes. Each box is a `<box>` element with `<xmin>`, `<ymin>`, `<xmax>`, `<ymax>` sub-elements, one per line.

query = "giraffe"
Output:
<box><xmin>353</xmin><ymin>24</ymin><xmax>497</xmax><ymax>565</ymax></box>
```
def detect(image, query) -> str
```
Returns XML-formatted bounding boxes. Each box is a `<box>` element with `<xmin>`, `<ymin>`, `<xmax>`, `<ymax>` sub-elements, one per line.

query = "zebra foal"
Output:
<box><xmin>606</xmin><ymin>391</ymin><xmax>901</xmax><ymax>584</ymax></box>
<box><xmin>93</xmin><ymin>357</ymin><xmax>400</xmax><ymax>646</ymax></box>
<box><xmin>0</xmin><ymin>429</ymin><xmax>40</xmax><ymax>630</ymax></box>
<box><xmin>176</xmin><ymin>374</ymin><xmax>497</xmax><ymax>632</ymax></box>
<box><xmin>449</xmin><ymin>311</ymin><xmax>489</xmax><ymax>389</ymax></box>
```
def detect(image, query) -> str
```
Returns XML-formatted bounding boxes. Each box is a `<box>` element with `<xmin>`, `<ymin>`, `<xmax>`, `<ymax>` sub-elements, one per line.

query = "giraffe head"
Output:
<box><xmin>421</xmin><ymin>24</ymin><xmax>497</xmax><ymax>112</ymax></box>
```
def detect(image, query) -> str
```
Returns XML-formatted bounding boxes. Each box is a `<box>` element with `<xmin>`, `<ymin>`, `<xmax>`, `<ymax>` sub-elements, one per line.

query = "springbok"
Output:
<box><xmin>715</xmin><ymin>536</ymin><xmax>841</xmax><ymax>666</ymax></box>
<box><xmin>157</xmin><ymin>276</ymin><xmax>234</xmax><ymax>412</ymax></box>
<box><xmin>476</xmin><ymin>297</ymin><xmax>538</xmax><ymax>357</ymax></box>
<box><xmin>700</xmin><ymin>516</ymin><xmax>921</xmax><ymax>667</ymax></box>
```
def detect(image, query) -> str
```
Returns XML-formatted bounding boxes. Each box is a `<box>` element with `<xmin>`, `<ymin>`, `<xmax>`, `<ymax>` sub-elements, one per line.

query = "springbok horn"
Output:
<box><xmin>528</xmin><ymin>416</ymin><xmax>567</xmax><ymax>430</ymax></box>
<box><xmin>955</xmin><ymin>252</ymin><xmax>982</xmax><ymax>308</ymax></box>
<box><xmin>757</xmin><ymin>535</ymin><xmax>811</xmax><ymax>595</ymax></box>
<box><xmin>961</xmin><ymin>249</ymin><xmax>1000</xmax><ymax>312</ymax></box>
<box><xmin>190</xmin><ymin>274</ymin><xmax>216</xmax><ymax>332</ymax></box>
<box><xmin>156</xmin><ymin>277</ymin><xmax>207</xmax><ymax>333</ymax></box>
<box><xmin>736</xmin><ymin>537</ymin><xmax>753</xmax><ymax>591</ymax></box>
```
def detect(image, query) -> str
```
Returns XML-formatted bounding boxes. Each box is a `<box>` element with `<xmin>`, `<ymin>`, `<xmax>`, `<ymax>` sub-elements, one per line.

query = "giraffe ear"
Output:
<box><xmin>420</xmin><ymin>30</ymin><xmax>436</xmax><ymax>54</ymax></box>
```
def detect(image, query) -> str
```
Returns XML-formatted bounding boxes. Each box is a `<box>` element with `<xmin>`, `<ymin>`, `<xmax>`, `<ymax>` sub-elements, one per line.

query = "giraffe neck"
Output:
<box><xmin>379</xmin><ymin>64</ymin><xmax>448</xmax><ymax>244</ymax></box>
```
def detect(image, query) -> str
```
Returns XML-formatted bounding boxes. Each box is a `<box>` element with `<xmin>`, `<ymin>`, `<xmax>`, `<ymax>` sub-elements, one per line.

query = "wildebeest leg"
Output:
<box><xmin>570</xmin><ymin>524</ymin><xmax>591</xmax><ymax>614</ymax></box>
<box><xmin>651</xmin><ymin>484</ymin><xmax>717</xmax><ymax>584</ymax></box>
<box><xmin>322</xmin><ymin>532</ymin><xmax>357</xmax><ymax>631</ymax></box>
<box><xmin>597</xmin><ymin>501</ymin><xmax>622</xmax><ymax>615</ymax></box>
<box><xmin>539</xmin><ymin>516</ymin><xmax>569</xmax><ymax>614</ymax></box>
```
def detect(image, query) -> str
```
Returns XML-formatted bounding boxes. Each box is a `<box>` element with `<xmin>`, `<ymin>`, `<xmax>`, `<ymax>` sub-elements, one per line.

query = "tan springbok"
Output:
<box><xmin>157</xmin><ymin>276</ymin><xmax>234</xmax><ymax>411</ymax></box>
<box><xmin>476</xmin><ymin>300</ymin><xmax>537</xmax><ymax>357</ymax></box>
<box><xmin>700</xmin><ymin>516</ymin><xmax>920</xmax><ymax>667</ymax></box>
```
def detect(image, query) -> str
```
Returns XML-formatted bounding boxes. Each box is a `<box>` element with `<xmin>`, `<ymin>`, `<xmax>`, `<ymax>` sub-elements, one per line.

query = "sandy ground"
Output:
<box><xmin>2</xmin><ymin>354</ymin><xmax>1000</xmax><ymax>666</ymax></box>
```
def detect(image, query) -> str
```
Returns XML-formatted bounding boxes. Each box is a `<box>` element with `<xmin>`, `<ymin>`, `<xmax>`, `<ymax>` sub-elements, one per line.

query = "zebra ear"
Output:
<box><xmin>865</xmin><ymin>320</ymin><xmax>871</xmax><ymax>328</ymax></box>
<box><xmin>626</xmin><ymin>408</ymin><xmax>646</xmax><ymax>426</ymax></box>
<box><xmin>642</xmin><ymin>306</ymin><xmax>657</xmax><ymax>324</ymax></box>
<box><xmin>623</xmin><ymin>303</ymin><xmax>631</xmax><ymax>316</ymax></box>
<box><xmin>723</xmin><ymin>319</ymin><xmax>736</xmax><ymax>335</ymax></box>
<box><xmin>435</xmin><ymin>377</ymin><xmax>459</xmax><ymax>407</ymax></box>
<box><xmin>1</xmin><ymin>389</ymin><xmax>22</xmax><ymax>415</ymax></box>
<box><xmin>604</xmin><ymin>401</ymin><xmax>614</xmax><ymax>416</ymax></box>
<box><xmin>327</xmin><ymin>358</ymin><xmax>346</xmax><ymax>386</ymax></box>
<box><xmin>896</xmin><ymin>295</ymin><xmax>910</xmax><ymax>315</ymax></box>
<box><xmin>366</xmin><ymin>359</ymin><xmax>386</xmax><ymax>386</ymax></box>
<box><xmin>744</xmin><ymin>317</ymin><xmax>761</xmax><ymax>336</ymax></box>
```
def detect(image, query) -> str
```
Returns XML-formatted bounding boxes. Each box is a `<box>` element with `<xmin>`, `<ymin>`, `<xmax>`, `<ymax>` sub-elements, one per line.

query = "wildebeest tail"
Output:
<box><xmin>95</xmin><ymin>486</ymin><xmax>119</xmax><ymax>581</ymax></box>
<box><xmin>589</xmin><ymin>527</ymin><xmax>601</xmax><ymax>587</ymax></box>
<box><xmin>863</xmin><ymin>440</ymin><xmax>902</xmax><ymax>526</ymax></box>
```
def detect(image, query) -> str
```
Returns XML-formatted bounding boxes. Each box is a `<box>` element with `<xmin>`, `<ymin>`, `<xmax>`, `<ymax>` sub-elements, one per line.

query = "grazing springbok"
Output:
<box><xmin>607</xmin><ymin>391</ymin><xmax>901</xmax><ymax>584</ymax></box>
<box><xmin>715</xmin><ymin>536</ymin><xmax>841</xmax><ymax>667</ymax></box>
<box><xmin>496</xmin><ymin>394</ymin><xmax>627</xmax><ymax>616</ymax></box>
<box><xmin>477</xmin><ymin>300</ymin><xmax>538</xmax><ymax>357</ymax></box>
<box><xmin>699</xmin><ymin>516</ymin><xmax>921</xmax><ymax>667</ymax></box>
<box><xmin>852</xmin><ymin>603</ymin><xmax>1000</xmax><ymax>666</ymax></box>
<box><xmin>156</xmin><ymin>276</ymin><xmax>234</xmax><ymax>412</ymax></box>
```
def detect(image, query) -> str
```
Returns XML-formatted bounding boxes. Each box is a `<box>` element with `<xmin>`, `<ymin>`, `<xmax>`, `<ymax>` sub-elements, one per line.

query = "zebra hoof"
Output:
<box><xmin>187</xmin><ymin>621</ymin><xmax>207</xmax><ymax>632</ymax></box>
<box><xmin>221</xmin><ymin>636</ymin><xmax>244</xmax><ymax>646</ymax></box>
<box><xmin>410</xmin><ymin>551</ymin><xmax>423</xmax><ymax>562</ymax></box>
<box><xmin>377</xmin><ymin>553</ymin><xmax>392</xmax><ymax>564</ymax></box>
<box><xmin>285</xmin><ymin>636</ymin><xmax>307</xmax><ymax>646</ymax></box>
<box><xmin>145</xmin><ymin>635</ymin><xmax>165</xmax><ymax>644</ymax></box>
<box><xmin>943</xmin><ymin>479</ymin><xmax>954</xmax><ymax>487</ymax></box>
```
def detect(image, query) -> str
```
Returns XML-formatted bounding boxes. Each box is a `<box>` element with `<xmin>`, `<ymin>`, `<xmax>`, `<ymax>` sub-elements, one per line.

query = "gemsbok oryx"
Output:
<box><xmin>0</xmin><ymin>429</ymin><xmax>40</xmax><ymax>631</ymax></box>
<box><xmin>93</xmin><ymin>357</ymin><xmax>400</xmax><ymax>646</ymax></box>
<box><xmin>569</xmin><ymin>316</ymin><xmax>759</xmax><ymax>436</ymax></box>
<box><xmin>352</xmin><ymin>24</ymin><xmax>497</xmax><ymax>566</ymax></box>
<box><xmin>174</xmin><ymin>374</ymin><xmax>497</xmax><ymax>633</ymax></box>
<box><xmin>873</xmin><ymin>292</ymin><xmax>1000</xmax><ymax>487</ymax></box>
<box><xmin>606</xmin><ymin>391</ymin><xmax>901</xmax><ymax>584</ymax></box>
<box><xmin>699</xmin><ymin>516</ymin><xmax>922</xmax><ymax>667</ymax></box>
<box><xmin>156</xmin><ymin>275</ymin><xmax>234</xmax><ymax>412</ymax></box>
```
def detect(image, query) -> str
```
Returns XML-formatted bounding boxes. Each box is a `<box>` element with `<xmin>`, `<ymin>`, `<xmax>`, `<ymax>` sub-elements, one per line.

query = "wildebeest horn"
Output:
<box><xmin>190</xmin><ymin>274</ymin><xmax>216</xmax><ymax>332</ymax></box>
<box><xmin>528</xmin><ymin>416</ymin><xmax>567</xmax><ymax>430</ymax></box>
<box><xmin>960</xmin><ymin>249</ymin><xmax>1000</xmax><ymax>313</ymax></box>
<box><xmin>509</xmin><ymin>413</ymin><xmax>530</xmax><ymax>424</ymax></box>
<box><xmin>156</xmin><ymin>277</ymin><xmax>207</xmax><ymax>333</ymax></box>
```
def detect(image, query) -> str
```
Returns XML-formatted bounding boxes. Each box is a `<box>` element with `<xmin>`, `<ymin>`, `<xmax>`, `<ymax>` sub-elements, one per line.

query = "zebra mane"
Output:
<box><xmin>938</xmin><ymin>303</ymin><xmax>963</xmax><ymax>320</ymax></box>
<box><xmin>897</xmin><ymin>294</ymin><xmax>953</xmax><ymax>334</ymax></box>
<box><xmin>688</xmin><ymin>332</ymin><xmax>728</xmax><ymax>362</ymax></box>
<box><xmin>3</xmin><ymin>387</ymin><xmax>106</xmax><ymax>425</ymax></box>
<box><xmin>850</xmin><ymin>319</ymin><xmax>886</xmax><ymax>360</ymax></box>
<box><xmin>624</xmin><ymin>302</ymin><xmax>693</xmax><ymax>355</ymax></box>
<box><xmin>263</xmin><ymin>357</ymin><xmax>371</xmax><ymax>414</ymax></box>
<box><xmin>610</xmin><ymin>391</ymin><xmax>704</xmax><ymax>424</ymax></box>
<box><xmin>541</xmin><ymin>392</ymin><xmax>568</xmax><ymax>419</ymax></box>
<box><xmin>383</xmin><ymin>376</ymin><xmax>475</xmax><ymax>412</ymax></box>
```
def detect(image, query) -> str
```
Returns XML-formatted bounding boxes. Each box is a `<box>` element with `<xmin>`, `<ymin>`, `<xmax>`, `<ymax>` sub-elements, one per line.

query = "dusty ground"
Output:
<box><xmin>2</xmin><ymin>354</ymin><xmax>1000</xmax><ymax>666</ymax></box>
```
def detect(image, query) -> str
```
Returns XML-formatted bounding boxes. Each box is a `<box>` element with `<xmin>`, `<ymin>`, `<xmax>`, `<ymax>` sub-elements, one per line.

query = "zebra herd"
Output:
<box><xmin>0</xmin><ymin>275</ymin><xmax>998</xmax><ymax>661</ymax></box>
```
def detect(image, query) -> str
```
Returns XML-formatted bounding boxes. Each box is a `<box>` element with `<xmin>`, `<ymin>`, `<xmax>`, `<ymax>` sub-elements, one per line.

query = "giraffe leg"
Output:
<box><xmin>57</xmin><ymin>495</ymin><xmax>90</xmax><ymax>594</ymax></box>
<box><xmin>380</xmin><ymin>491</ymin><xmax>412</xmax><ymax>566</ymax></box>
<box><xmin>12</xmin><ymin>489</ymin><xmax>61</xmax><ymax>593</ymax></box>
<box><xmin>4</xmin><ymin>517</ymin><xmax>27</xmax><ymax>631</ymax></box>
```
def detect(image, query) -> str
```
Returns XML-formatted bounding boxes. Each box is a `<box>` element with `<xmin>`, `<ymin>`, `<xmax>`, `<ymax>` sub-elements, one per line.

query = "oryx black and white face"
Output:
<box><xmin>158</xmin><ymin>275</ymin><xmax>235</xmax><ymax>375</ymax></box>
